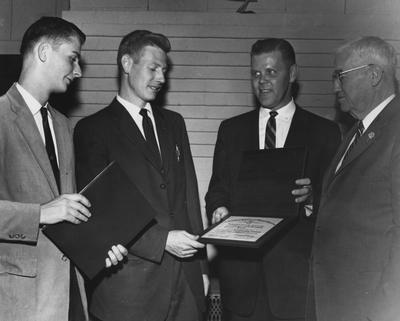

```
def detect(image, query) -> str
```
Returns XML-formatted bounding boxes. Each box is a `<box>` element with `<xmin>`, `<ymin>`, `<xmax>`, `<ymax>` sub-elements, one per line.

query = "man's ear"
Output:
<box><xmin>369</xmin><ymin>64</ymin><xmax>384</xmax><ymax>87</ymax></box>
<box><xmin>121</xmin><ymin>54</ymin><xmax>133</xmax><ymax>74</ymax></box>
<box><xmin>37</xmin><ymin>42</ymin><xmax>50</xmax><ymax>62</ymax></box>
<box><xmin>289</xmin><ymin>64</ymin><xmax>298</xmax><ymax>83</ymax></box>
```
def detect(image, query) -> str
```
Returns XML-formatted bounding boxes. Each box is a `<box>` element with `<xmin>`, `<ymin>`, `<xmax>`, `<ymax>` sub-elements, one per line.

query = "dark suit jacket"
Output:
<box><xmin>309</xmin><ymin>97</ymin><xmax>400</xmax><ymax>321</ymax></box>
<box><xmin>74</xmin><ymin>99</ymin><xmax>207</xmax><ymax>321</ymax></box>
<box><xmin>206</xmin><ymin>106</ymin><xmax>341</xmax><ymax>318</ymax></box>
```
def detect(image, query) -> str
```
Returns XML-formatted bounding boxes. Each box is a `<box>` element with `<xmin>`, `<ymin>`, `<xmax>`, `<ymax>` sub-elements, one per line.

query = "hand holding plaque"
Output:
<box><xmin>200</xmin><ymin>147</ymin><xmax>307</xmax><ymax>247</ymax></box>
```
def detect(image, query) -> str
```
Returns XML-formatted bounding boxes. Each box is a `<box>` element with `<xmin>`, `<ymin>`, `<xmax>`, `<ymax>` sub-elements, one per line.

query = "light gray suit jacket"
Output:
<box><xmin>0</xmin><ymin>84</ymin><xmax>87</xmax><ymax>321</ymax></box>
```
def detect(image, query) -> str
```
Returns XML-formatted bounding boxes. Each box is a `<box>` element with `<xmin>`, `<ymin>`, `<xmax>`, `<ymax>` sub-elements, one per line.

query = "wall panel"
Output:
<box><xmin>62</xmin><ymin>10</ymin><xmax>400</xmax><ymax>223</ymax></box>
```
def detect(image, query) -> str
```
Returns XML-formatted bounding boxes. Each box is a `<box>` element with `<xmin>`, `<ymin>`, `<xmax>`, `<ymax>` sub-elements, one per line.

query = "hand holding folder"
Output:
<box><xmin>44</xmin><ymin>161</ymin><xmax>156</xmax><ymax>279</ymax></box>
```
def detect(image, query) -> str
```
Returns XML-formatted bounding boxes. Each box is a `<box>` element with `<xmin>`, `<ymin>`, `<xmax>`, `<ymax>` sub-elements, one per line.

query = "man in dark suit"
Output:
<box><xmin>205</xmin><ymin>38</ymin><xmax>341</xmax><ymax>321</ymax></box>
<box><xmin>306</xmin><ymin>36</ymin><xmax>400</xmax><ymax>321</ymax></box>
<box><xmin>0</xmin><ymin>17</ymin><xmax>125</xmax><ymax>321</ymax></box>
<box><xmin>74</xmin><ymin>30</ymin><xmax>209</xmax><ymax>321</ymax></box>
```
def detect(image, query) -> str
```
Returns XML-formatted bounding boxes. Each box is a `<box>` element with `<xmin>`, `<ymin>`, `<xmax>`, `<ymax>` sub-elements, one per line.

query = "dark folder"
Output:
<box><xmin>43</xmin><ymin>161</ymin><xmax>156</xmax><ymax>279</ymax></box>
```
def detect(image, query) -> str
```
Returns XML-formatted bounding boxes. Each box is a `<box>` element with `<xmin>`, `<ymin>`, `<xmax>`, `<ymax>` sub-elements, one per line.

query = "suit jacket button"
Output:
<box><xmin>160</xmin><ymin>168</ymin><xmax>165</xmax><ymax>174</ymax></box>
<box><xmin>160</xmin><ymin>183</ymin><xmax>166</xmax><ymax>189</ymax></box>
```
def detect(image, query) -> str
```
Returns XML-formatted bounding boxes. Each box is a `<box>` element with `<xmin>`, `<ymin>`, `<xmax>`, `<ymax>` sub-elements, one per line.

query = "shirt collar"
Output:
<box><xmin>259</xmin><ymin>98</ymin><xmax>296</xmax><ymax>121</ymax></box>
<box><xmin>116</xmin><ymin>95</ymin><xmax>153</xmax><ymax>116</ymax></box>
<box><xmin>15</xmin><ymin>82</ymin><xmax>45</xmax><ymax>116</ymax></box>
<box><xmin>362</xmin><ymin>94</ymin><xmax>395</xmax><ymax>131</ymax></box>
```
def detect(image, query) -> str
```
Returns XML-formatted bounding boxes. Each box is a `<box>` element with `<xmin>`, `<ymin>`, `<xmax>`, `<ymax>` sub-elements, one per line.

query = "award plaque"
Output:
<box><xmin>200</xmin><ymin>147</ymin><xmax>306</xmax><ymax>247</ymax></box>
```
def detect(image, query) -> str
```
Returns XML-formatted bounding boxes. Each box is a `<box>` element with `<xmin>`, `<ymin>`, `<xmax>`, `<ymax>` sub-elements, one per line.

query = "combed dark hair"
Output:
<box><xmin>117</xmin><ymin>30</ymin><xmax>171</xmax><ymax>74</ymax></box>
<box><xmin>251</xmin><ymin>38</ymin><xmax>296</xmax><ymax>67</ymax></box>
<box><xmin>20</xmin><ymin>16</ymin><xmax>86</xmax><ymax>57</ymax></box>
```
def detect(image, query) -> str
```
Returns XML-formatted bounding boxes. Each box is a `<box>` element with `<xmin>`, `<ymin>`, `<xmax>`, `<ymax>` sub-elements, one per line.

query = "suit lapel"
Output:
<box><xmin>153</xmin><ymin>108</ymin><xmax>171</xmax><ymax>173</ymax></box>
<box><xmin>246</xmin><ymin>110</ymin><xmax>260</xmax><ymax>150</ymax></box>
<box><xmin>108</xmin><ymin>99</ymin><xmax>161</xmax><ymax>171</ymax></box>
<box><xmin>51</xmin><ymin>107</ymin><xmax>69</xmax><ymax>193</ymax></box>
<box><xmin>284</xmin><ymin>107</ymin><xmax>308</xmax><ymax>148</ymax></box>
<box><xmin>322</xmin><ymin>123</ymin><xmax>357</xmax><ymax>191</ymax></box>
<box><xmin>8</xmin><ymin>85</ymin><xmax>59</xmax><ymax>196</ymax></box>
<box><xmin>336</xmin><ymin>123</ymin><xmax>379</xmax><ymax>174</ymax></box>
<box><xmin>325</xmin><ymin>96</ymin><xmax>398</xmax><ymax>190</ymax></box>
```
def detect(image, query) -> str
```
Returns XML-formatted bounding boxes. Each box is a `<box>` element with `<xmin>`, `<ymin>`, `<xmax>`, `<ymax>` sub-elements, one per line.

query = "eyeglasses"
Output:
<box><xmin>332</xmin><ymin>64</ymin><xmax>373</xmax><ymax>82</ymax></box>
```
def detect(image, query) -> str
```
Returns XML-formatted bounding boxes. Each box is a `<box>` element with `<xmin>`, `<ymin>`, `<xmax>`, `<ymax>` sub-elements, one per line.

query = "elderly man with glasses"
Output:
<box><xmin>306</xmin><ymin>36</ymin><xmax>400</xmax><ymax>321</ymax></box>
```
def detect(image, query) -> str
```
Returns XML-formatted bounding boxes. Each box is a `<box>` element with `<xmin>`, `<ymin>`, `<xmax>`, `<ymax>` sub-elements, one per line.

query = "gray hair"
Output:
<box><xmin>336</xmin><ymin>36</ymin><xmax>397</xmax><ymax>77</ymax></box>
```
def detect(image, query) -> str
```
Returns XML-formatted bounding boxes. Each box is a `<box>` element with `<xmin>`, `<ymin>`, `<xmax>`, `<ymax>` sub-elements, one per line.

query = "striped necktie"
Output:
<box><xmin>265</xmin><ymin>110</ymin><xmax>278</xmax><ymax>149</ymax></box>
<box><xmin>342</xmin><ymin>120</ymin><xmax>364</xmax><ymax>163</ymax></box>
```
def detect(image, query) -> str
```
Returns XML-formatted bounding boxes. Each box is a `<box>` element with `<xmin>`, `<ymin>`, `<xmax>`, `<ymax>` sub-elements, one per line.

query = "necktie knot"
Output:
<box><xmin>40</xmin><ymin>106</ymin><xmax>48</xmax><ymax>118</ymax></box>
<box><xmin>139</xmin><ymin>108</ymin><xmax>148</xmax><ymax>118</ymax></box>
<box><xmin>356</xmin><ymin>121</ymin><xmax>364</xmax><ymax>136</ymax></box>
<box><xmin>269</xmin><ymin>110</ymin><xmax>278</xmax><ymax>118</ymax></box>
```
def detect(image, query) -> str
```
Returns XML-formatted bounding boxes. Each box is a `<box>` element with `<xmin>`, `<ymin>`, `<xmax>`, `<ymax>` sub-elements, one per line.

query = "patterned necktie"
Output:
<box><xmin>139</xmin><ymin>108</ymin><xmax>161</xmax><ymax>161</ymax></box>
<box><xmin>342</xmin><ymin>120</ymin><xmax>364</xmax><ymax>163</ymax></box>
<box><xmin>40</xmin><ymin>107</ymin><xmax>60</xmax><ymax>191</ymax></box>
<box><xmin>265</xmin><ymin>110</ymin><xmax>278</xmax><ymax>149</ymax></box>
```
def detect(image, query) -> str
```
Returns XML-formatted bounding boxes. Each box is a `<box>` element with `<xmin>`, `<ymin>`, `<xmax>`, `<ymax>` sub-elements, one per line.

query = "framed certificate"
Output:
<box><xmin>200</xmin><ymin>147</ymin><xmax>306</xmax><ymax>248</ymax></box>
<box><xmin>199</xmin><ymin>215</ymin><xmax>297</xmax><ymax>248</ymax></box>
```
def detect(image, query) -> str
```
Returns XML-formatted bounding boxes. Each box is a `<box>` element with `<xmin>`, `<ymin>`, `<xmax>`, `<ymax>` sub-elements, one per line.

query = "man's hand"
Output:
<box><xmin>292</xmin><ymin>178</ymin><xmax>313</xmax><ymax>204</ymax></box>
<box><xmin>105</xmin><ymin>244</ymin><xmax>128</xmax><ymax>268</ymax></box>
<box><xmin>40</xmin><ymin>194</ymin><xmax>91</xmax><ymax>225</ymax></box>
<box><xmin>203</xmin><ymin>274</ymin><xmax>210</xmax><ymax>296</ymax></box>
<box><xmin>211</xmin><ymin>206</ymin><xmax>229</xmax><ymax>224</ymax></box>
<box><xmin>165</xmin><ymin>230</ymin><xmax>205</xmax><ymax>258</ymax></box>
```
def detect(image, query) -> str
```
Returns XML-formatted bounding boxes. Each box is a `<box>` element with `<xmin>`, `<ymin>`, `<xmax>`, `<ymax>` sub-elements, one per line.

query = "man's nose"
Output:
<box><xmin>333</xmin><ymin>77</ymin><xmax>341</xmax><ymax>92</ymax></box>
<box><xmin>156</xmin><ymin>69</ymin><xmax>165</xmax><ymax>83</ymax></box>
<box><xmin>73</xmin><ymin>63</ymin><xmax>82</xmax><ymax>78</ymax></box>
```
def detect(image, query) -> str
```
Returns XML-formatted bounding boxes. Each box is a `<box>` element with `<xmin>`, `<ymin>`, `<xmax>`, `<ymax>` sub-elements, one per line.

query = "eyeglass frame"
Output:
<box><xmin>332</xmin><ymin>64</ymin><xmax>374</xmax><ymax>83</ymax></box>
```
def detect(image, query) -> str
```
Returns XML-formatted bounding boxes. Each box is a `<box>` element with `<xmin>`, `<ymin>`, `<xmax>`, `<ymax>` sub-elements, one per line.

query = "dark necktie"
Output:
<box><xmin>40</xmin><ymin>107</ymin><xmax>60</xmax><ymax>191</ymax></box>
<box><xmin>342</xmin><ymin>120</ymin><xmax>364</xmax><ymax>163</ymax></box>
<box><xmin>40</xmin><ymin>107</ymin><xmax>84</xmax><ymax>321</ymax></box>
<box><xmin>265</xmin><ymin>110</ymin><xmax>278</xmax><ymax>149</ymax></box>
<box><xmin>139</xmin><ymin>108</ymin><xmax>161</xmax><ymax>161</ymax></box>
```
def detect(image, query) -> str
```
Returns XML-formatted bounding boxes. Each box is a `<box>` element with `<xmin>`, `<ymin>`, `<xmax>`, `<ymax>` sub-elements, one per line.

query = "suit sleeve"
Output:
<box><xmin>0</xmin><ymin>110</ymin><xmax>41</xmax><ymax>243</ymax></box>
<box><xmin>0</xmin><ymin>201</ymin><xmax>40</xmax><ymax>242</ymax></box>
<box><xmin>368</xmin><ymin>133</ymin><xmax>400</xmax><ymax>321</ymax></box>
<box><xmin>178</xmin><ymin>116</ymin><xmax>209</xmax><ymax>273</ymax></box>
<box><xmin>205</xmin><ymin>121</ymin><xmax>232</xmax><ymax>219</ymax></box>
<box><xmin>74</xmin><ymin>119</ymin><xmax>168</xmax><ymax>263</ymax></box>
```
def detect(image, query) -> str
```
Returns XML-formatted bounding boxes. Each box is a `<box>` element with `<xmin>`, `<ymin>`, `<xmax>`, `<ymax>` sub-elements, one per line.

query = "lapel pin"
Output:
<box><xmin>368</xmin><ymin>132</ymin><xmax>375</xmax><ymax>139</ymax></box>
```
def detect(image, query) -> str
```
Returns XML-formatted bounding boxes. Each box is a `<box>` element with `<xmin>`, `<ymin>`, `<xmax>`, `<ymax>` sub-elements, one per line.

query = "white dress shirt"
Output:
<box><xmin>116</xmin><ymin>95</ymin><xmax>161</xmax><ymax>152</ymax></box>
<box><xmin>259</xmin><ymin>99</ymin><xmax>296</xmax><ymax>149</ymax></box>
<box><xmin>15</xmin><ymin>82</ymin><xmax>59</xmax><ymax>164</ymax></box>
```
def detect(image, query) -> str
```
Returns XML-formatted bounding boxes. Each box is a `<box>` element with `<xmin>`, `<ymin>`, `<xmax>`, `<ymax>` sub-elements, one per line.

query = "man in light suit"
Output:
<box><xmin>306</xmin><ymin>36</ymin><xmax>400</xmax><ymax>321</ymax></box>
<box><xmin>205</xmin><ymin>38</ymin><xmax>341</xmax><ymax>321</ymax></box>
<box><xmin>0</xmin><ymin>17</ymin><xmax>126</xmax><ymax>321</ymax></box>
<box><xmin>74</xmin><ymin>30</ymin><xmax>209</xmax><ymax>321</ymax></box>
